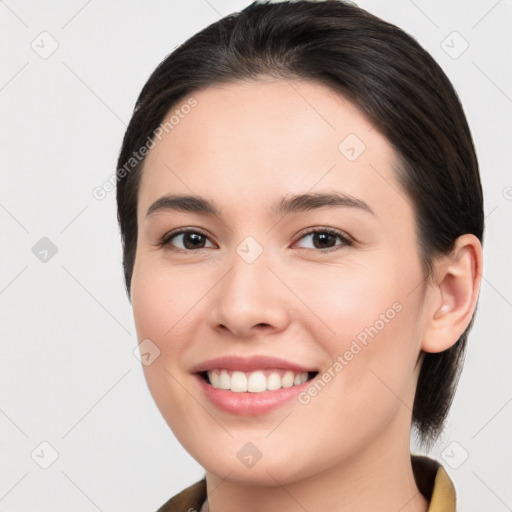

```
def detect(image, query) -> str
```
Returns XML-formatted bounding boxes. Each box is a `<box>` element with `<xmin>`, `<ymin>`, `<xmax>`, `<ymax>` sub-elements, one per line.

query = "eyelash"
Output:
<box><xmin>157</xmin><ymin>227</ymin><xmax>354</xmax><ymax>253</ymax></box>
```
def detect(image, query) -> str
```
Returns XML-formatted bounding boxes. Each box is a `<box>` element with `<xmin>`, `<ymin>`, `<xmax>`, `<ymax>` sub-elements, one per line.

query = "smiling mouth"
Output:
<box><xmin>199</xmin><ymin>369</ymin><xmax>319</xmax><ymax>393</ymax></box>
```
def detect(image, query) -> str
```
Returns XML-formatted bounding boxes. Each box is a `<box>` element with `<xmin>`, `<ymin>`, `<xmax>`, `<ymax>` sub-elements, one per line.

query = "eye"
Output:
<box><xmin>293</xmin><ymin>227</ymin><xmax>353</xmax><ymax>251</ymax></box>
<box><xmin>157</xmin><ymin>227</ymin><xmax>352</xmax><ymax>252</ymax></box>
<box><xmin>158</xmin><ymin>229</ymin><xmax>216</xmax><ymax>251</ymax></box>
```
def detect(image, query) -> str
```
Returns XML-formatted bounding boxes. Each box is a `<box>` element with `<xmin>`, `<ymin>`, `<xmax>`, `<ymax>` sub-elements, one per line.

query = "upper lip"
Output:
<box><xmin>191</xmin><ymin>355</ymin><xmax>317</xmax><ymax>374</ymax></box>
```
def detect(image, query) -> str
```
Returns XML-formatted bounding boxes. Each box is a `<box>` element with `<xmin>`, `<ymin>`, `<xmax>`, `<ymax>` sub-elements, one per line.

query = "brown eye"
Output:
<box><xmin>294</xmin><ymin>228</ymin><xmax>353</xmax><ymax>251</ymax></box>
<box><xmin>161</xmin><ymin>230</ymin><xmax>215</xmax><ymax>250</ymax></box>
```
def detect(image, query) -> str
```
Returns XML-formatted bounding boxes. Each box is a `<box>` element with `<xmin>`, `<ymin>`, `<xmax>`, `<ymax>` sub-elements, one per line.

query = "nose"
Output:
<box><xmin>207</xmin><ymin>253</ymin><xmax>291</xmax><ymax>339</ymax></box>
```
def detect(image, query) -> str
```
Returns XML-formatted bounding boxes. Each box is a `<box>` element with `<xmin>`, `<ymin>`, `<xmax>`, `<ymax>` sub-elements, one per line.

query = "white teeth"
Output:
<box><xmin>206</xmin><ymin>369</ymin><xmax>310</xmax><ymax>393</ymax></box>
<box><xmin>209</xmin><ymin>371</ymin><xmax>220</xmax><ymax>388</ymax></box>
<box><xmin>247</xmin><ymin>371</ymin><xmax>267</xmax><ymax>393</ymax></box>
<box><xmin>267</xmin><ymin>372</ymin><xmax>281</xmax><ymax>391</ymax></box>
<box><xmin>230</xmin><ymin>371</ymin><xmax>248</xmax><ymax>392</ymax></box>
<box><xmin>281</xmin><ymin>371</ymin><xmax>294</xmax><ymax>388</ymax></box>
<box><xmin>218</xmin><ymin>370</ymin><xmax>231</xmax><ymax>390</ymax></box>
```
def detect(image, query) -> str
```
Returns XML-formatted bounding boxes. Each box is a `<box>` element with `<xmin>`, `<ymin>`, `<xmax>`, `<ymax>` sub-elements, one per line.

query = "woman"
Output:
<box><xmin>116</xmin><ymin>1</ymin><xmax>483</xmax><ymax>510</ymax></box>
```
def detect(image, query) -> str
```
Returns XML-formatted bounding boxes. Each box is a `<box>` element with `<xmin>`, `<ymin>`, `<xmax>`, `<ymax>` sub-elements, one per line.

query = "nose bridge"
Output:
<box><xmin>208</xmin><ymin>243</ymin><xmax>290</xmax><ymax>336</ymax></box>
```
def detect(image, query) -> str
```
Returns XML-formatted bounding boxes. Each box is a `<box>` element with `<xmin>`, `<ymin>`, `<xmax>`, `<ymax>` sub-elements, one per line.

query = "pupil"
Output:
<box><xmin>184</xmin><ymin>233</ymin><xmax>205</xmax><ymax>249</ymax></box>
<box><xmin>313</xmin><ymin>232</ymin><xmax>335</xmax><ymax>249</ymax></box>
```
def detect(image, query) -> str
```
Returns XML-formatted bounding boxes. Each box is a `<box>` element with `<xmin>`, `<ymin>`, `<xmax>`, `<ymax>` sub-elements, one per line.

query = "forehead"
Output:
<box><xmin>138</xmin><ymin>78</ymin><xmax>408</xmax><ymax>221</ymax></box>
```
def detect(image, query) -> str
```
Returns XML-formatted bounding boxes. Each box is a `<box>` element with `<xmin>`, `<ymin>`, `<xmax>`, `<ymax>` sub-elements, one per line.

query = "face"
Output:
<box><xmin>131</xmin><ymin>78</ymin><xmax>431</xmax><ymax>485</ymax></box>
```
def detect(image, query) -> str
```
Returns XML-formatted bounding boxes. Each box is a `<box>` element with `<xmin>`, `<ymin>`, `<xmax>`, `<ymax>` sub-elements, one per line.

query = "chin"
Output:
<box><xmin>204</xmin><ymin>459</ymin><xmax>309</xmax><ymax>487</ymax></box>
<box><xmin>188</xmin><ymin>439</ymin><xmax>317</xmax><ymax>487</ymax></box>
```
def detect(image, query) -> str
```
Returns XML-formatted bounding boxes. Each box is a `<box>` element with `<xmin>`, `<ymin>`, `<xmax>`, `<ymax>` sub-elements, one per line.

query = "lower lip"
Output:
<box><xmin>195</xmin><ymin>374</ymin><xmax>313</xmax><ymax>415</ymax></box>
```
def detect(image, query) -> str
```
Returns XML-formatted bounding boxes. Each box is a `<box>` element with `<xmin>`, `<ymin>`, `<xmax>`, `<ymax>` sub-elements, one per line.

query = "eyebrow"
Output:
<box><xmin>145</xmin><ymin>192</ymin><xmax>375</xmax><ymax>218</ymax></box>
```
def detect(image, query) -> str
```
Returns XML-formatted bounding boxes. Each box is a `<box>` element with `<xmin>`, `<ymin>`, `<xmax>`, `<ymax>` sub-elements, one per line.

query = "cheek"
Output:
<box><xmin>130</xmin><ymin>261</ymin><xmax>207</xmax><ymax>436</ymax></box>
<box><xmin>289</xmin><ymin>255</ymin><xmax>421</xmax><ymax>350</ymax></box>
<box><xmin>130</xmin><ymin>257</ymin><xmax>214</xmax><ymax>407</ymax></box>
<box><xmin>289</xmin><ymin>256</ymin><xmax>424</xmax><ymax>409</ymax></box>
<box><xmin>131</xmin><ymin>257</ymin><xmax>200</xmax><ymax>345</ymax></box>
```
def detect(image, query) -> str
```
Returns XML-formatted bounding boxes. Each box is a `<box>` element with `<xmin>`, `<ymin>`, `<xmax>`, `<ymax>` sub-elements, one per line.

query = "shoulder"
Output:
<box><xmin>155</xmin><ymin>478</ymin><xmax>207</xmax><ymax>512</ymax></box>
<box><xmin>411</xmin><ymin>454</ymin><xmax>456</xmax><ymax>511</ymax></box>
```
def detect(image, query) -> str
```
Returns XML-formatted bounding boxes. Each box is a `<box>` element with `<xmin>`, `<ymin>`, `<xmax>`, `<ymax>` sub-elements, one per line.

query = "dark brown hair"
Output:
<box><xmin>116</xmin><ymin>0</ymin><xmax>484</xmax><ymax>447</ymax></box>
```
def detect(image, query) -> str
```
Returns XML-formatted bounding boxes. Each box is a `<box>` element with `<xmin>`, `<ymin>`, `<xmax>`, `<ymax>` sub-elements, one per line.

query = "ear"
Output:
<box><xmin>422</xmin><ymin>234</ymin><xmax>483</xmax><ymax>353</ymax></box>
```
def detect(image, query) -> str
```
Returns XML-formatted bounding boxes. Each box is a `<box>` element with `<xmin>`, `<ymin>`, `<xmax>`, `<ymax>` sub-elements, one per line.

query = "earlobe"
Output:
<box><xmin>422</xmin><ymin>234</ymin><xmax>483</xmax><ymax>354</ymax></box>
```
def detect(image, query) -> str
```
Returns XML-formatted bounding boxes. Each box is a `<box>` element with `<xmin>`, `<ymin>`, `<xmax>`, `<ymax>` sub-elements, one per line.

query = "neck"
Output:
<box><xmin>203</xmin><ymin>412</ymin><xmax>428</xmax><ymax>512</ymax></box>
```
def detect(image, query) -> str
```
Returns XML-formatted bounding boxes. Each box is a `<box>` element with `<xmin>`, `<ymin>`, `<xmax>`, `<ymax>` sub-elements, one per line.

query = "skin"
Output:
<box><xmin>130</xmin><ymin>78</ymin><xmax>482</xmax><ymax>512</ymax></box>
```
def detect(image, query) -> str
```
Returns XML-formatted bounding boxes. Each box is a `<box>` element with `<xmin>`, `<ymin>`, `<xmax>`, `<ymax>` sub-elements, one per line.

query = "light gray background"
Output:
<box><xmin>0</xmin><ymin>1</ymin><xmax>510</xmax><ymax>511</ymax></box>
